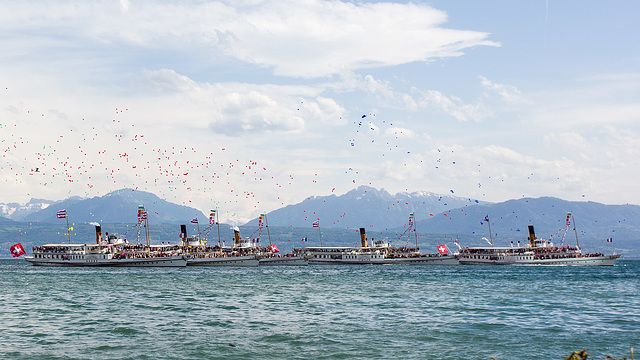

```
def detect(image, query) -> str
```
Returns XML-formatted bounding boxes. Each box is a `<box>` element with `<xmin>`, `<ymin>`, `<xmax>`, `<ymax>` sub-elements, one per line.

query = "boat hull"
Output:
<box><xmin>186</xmin><ymin>255</ymin><xmax>259</xmax><ymax>267</ymax></box>
<box><xmin>387</xmin><ymin>255</ymin><xmax>460</xmax><ymax>265</ymax></box>
<box><xmin>308</xmin><ymin>258</ymin><xmax>388</xmax><ymax>265</ymax></box>
<box><xmin>24</xmin><ymin>256</ymin><xmax>187</xmax><ymax>267</ymax></box>
<box><xmin>458</xmin><ymin>258</ymin><xmax>514</xmax><ymax>265</ymax></box>
<box><xmin>514</xmin><ymin>254</ymin><xmax>621</xmax><ymax>266</ymax></box>
<box><xmin>459</xmin><ymin>254</ymin><xmax>621</xmax><ymax>266</ymax></box>
<box><xmin>259</xmin><ymin>256</ymin><xmax>308</xmax><ymax>266</ymax></box>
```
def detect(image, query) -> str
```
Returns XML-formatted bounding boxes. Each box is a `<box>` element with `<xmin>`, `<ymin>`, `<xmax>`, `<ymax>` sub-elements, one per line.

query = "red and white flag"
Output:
<box><xmin>437</xmin><ymin>244</ymin><xmax>449</xmax><ymax>254</ymax></box>
<box><xmin>312</xmin><ymin>220</ymin><xmax>319</xmax><ymax>227</ymax></box>
<box><xmin>10</xmin><ymin>243</ymin><xmax>26</xmax><ymax>257</ymax></box>
<box><xmin>191</xmin><ymin>217</ymin><xmax>198</xmax><ymax>224</ymax></box>
<box><xmin>57</xmin><ymin>209</ymin><xmax>67</xmax><ymax>219</ymax></box>
<box><xmin>267</xmin><ymin>244</ymin><xmax>280</xmax><ymax>253</ymax></box>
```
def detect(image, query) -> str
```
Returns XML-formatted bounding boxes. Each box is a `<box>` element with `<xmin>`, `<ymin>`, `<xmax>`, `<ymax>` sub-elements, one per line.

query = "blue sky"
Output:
<box><xmin>1</xmin><ymin>0</ymin><xmax>639</xmax><ymax>224</ymax></box>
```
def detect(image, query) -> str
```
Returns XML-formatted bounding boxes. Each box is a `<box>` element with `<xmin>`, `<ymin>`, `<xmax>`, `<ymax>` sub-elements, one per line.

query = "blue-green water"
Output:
<box><xmin>0</xmin><ymin>260</ymin><xmax>638</xmax><ymax>360</ymax></box>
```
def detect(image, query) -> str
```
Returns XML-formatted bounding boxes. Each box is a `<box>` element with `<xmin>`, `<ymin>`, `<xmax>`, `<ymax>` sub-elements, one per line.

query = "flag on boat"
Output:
<box><xmin>267</xmin><ymin>244</ymin><xmax>280</xmax><ymax>253</ymax></box>
<box><xmin>137</xmin><ymin>206</ymin><xmax>147</xmax><ymax>223</ymax></box>
<box><xmin>607</xmin><ymin>238</ymin><xmax>613</xmax><ymax>243</ymax></box>
<box><xmin>209</xmin><ymin>210</ymin><xmax>216</xmax><ymax>225</ymax></box>
<box><xmin>191</xmin><ymin>217</ymin><xmax>198</xmax><ymax>224</ymax></box>
<box><xmin>312</xmin><ymin>219</ymin><xmax>319</xmax><ymax>227</ymax></box>
<box><xmin>437</xmin><ymin>244</ymin><xmax>449</xmax><ymax>254</ymax></box>
<box><xmin>483</xmin><ymin>215</ymin><xmax>489</xmax><ymax>222</ymax></box>
<box><xmin>57</xmin><ymin>209</ymin><xmax>67</xmax><ymax>219</ymax></box>
<box><xmin>137</xmin><ymin>209</ymin><xmax>147</xmax><ymax>223</ymax></box>
<box><xmin>566</xmin><ymin>212</ymin><xmax>572</xmax><ymax>226</ymax></box>
<box><xmin>259</xmin><ymin>214</ymin><xmax>265</xmax><ymax>227</ymax></box>
<box><xmin>10</xmin><ymin>243</ymin><xmax>26</xmax><ymax>257</ymax></box>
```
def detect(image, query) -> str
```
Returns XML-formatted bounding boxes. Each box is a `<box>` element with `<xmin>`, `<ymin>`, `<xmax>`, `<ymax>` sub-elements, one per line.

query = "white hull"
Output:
<box><xmin>186</xmin><ymin>255</ymin><xmax>259</xmax><ymax>267</ymax></box>
<box><xmin>458</xmin><ymin>258</ymin><xmax>514</xmax><ymax>265</ymax></box>
<box><xmin>259</xmin><ymin>256</ymin><xmax>308</xmax><ymax>266</ymax></box>
<box><xmin>387</xmin><ymin>255</ymin><xmax>460</xmax><ymax>265</ymax></box>
<box><xmin>308</xmin><ymin>256</ymin><xmax>388</xmax><ymax>265</ymax></box>
<box><xmin>514</xmin><ymin>254</ymin><xmax>620</xmax><ymax>266</ymax></box>
<box><xmin>459</xmin><ymin>254</ymin><xmax>620</xmax><ymax>266</ymax></box>
<box><xmin>25</xmin><ymin>255</ymin><xmax>187</xmax><ymax>267</ymax></box>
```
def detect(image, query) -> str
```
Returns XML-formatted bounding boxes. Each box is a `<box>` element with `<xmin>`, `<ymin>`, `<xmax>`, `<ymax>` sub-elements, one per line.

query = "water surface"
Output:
<box><xmin>1</xmin><ymin>260</ymin><xmax>638</xmax><ymax>359</ymax></box>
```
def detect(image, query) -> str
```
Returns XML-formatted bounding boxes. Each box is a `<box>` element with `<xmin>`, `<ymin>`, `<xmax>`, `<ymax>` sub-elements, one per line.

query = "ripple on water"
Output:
<box><xmin>0</xmin><ymin>260</ymin><xmax>638</xmax><ymax>359</ymax></box>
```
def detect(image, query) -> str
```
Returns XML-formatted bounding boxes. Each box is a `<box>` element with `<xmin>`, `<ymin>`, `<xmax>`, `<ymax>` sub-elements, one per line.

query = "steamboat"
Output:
<box><xmin>458</xmin><ymin>213</ymin><xmax>620</xmax><ymax>266</ymax></box>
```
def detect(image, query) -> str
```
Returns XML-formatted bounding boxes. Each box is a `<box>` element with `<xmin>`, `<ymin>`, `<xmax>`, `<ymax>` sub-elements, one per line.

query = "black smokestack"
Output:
<box><xmin>528</xmin><ymin>225</ymin><xmax>536</xmax><ymax>246</ymax></box>
<box><xmin>95</xmin><ymin>225</ymin><xmax>102</xmax><ymax>244</ymax></box>
<box><xmin>180</xmin><ymin>224</ymin><xmax>187</xmax><ymax>239</ymax></box>
<box><xmin>359</xmin><ymin>227</ymin><xmax>368</xmax><ymax>247</ymax></box>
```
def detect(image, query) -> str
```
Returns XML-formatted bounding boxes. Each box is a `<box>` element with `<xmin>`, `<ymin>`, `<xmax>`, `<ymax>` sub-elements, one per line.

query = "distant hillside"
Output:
<box><xmin>20</xmin><ymin>189</ymin><xmax>207</xmax><ymax>224</ymax></box>
<box><xmin>0</xmin><ymin>216</ymin><xmax>16</xmax><ymax>224</ymax></box>
<box><xmin>3</xmin><ymin>188</ymin><xmax>639</xmax><ymax>258</ymax></box>
<box><xmin>244</xmin><ymin>185</ymin><xmax>486</xmax><ymax>230</ymax></box>
<box><xmin>411</xmin><ymin>197</ymin><xmax>640</xmax><ymax>254</ymax></box>
<box><xmin>0</xmin><ymin>198</ymin><xmax>56</xmax><ymax>220</ymax></box>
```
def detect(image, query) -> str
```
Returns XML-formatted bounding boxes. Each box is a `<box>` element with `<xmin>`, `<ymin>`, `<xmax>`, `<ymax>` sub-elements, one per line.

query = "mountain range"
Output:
<box><xmin>1</xmin><ymin>198</ymin><xmax>55</xmax><ymax>221</ymax></box>
<box><xmin>413</xmin><ymin>197</ymin><xmax>640</xmax><ymax>246</ymax></box>
<box><xmin>3</xmin><ymin>189</ymin><xmax>207</xmax><ymax>224</ymax></box>
<box><xmin>1</xmin><ymin>186</ymin><xmax>639</xmax><ymax>257</ymax></box>
<box><xmin>247</xmin><ymin>186</ymin><xmax>486</xmax><ymax>230</ymax></box>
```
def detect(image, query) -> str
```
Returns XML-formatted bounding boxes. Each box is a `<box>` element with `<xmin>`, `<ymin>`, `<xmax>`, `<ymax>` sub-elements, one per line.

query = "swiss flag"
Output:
<box><xmin>267</xmin><ymin>244</ymin><xmax>280</xmax><ymax>253</ymax></box>
<box><xmin>437</xmin><ymin>244</ymin><xmax>449</xmax><ymax>254</ymax></box>
<box><xmin>10</xmin><ymin>243</ymin><xmax>26</xmax><ymax>257</ymax></box>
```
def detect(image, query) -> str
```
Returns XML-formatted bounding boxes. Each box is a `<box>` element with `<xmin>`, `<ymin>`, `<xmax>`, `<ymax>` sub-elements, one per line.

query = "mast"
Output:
<box><xmin>571</xmin><ymin>212</ymin><xmax>580</xmax><ymax>250</ymax></box>
<box><xmin>410</xmin><ymin>213</ymin><xmax>418</xmax><ymax>249</ymax></box>
<box><xmin>57</xmin><ymin>209</ymin><xmax>71</xmax><ymax>243</ymax></box>
<box><xmin>193</xmin><ymin>216</ymin><xmax>200</xmax><ymax>240</ymax></box>
<box><xmin>66</xmin><ymin>215</ymin><xmax>71</xmax><ymax>244</ymax></box>
<box><xmin>318</xmin><ymin>220</ymin><xmax>322</xmax><ymax>248</ymax></box>
<box><xmin>211</xmin><ymin>209</ymin><xmax>221</xmax><ymax>249</ymax></box>
<box><xmin>264</xmin><ymin>213</ymin><xmax>272</xmax><ymax>246</ymax></box>
<box><xmin>137</xmin><ymin>205</ymin><xmax>150</xmax><ymax>253</ymax></box>
<box><xmin>485</xmin><ymin>215</ymin><xmax>494</xmax><ymax>247</ymax></box>
<box><xmin>216</xmin><ymin>211</ymin><xmax>222</xmax><ymax>255</ymax></box>
<box><xmin>145</xmin><ymin>210</ymin><xmax>150</xmax><ymax>254</ymax></box>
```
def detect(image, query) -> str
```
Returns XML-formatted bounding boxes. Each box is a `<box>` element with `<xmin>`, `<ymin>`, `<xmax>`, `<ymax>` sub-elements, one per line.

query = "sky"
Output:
<box><xmin>1</xmin><ymin>0</ymin><xmax>640</xmax><ymax>224</ymax></box>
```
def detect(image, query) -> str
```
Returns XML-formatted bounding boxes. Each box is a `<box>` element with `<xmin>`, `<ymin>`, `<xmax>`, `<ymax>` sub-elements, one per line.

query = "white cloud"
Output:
<box><xmin>479</xmin><ymin>75</ymin><xmax>524</xmax><ymax>103</ymax></box>
<box><xmin>3</xmin><ymin>0</ymin><xmax>640</xmax><ymax>218</ymax></box>
<box><xmin>226</xmin><ymin>1</ymin><xmax>500</xmax><ymax>77</ymax></box>
<box><xmin>384</xmin><ymin>127</ymin><xmax>416</xmax><ymax>139</ymax></box>
<box><xmin>139</xmin><ymin>69</ymin><xmax>346</xmax><ymax>135</ymax></box>
<box><xmin>120</xmin><ymin>0</ymin><xmax>130</xmax><ymax>13</ymax></box>
<box><xmin>141</xmin><ymin>69</ymin><xmax>197</xmax><ymax>93</ymax></box>
<box><xmin>416</xmin><ymin>90</ymin><xmax>493</xmax><ymax>121</ymax></box>
<box><xmin>0</xmin><ymin>0</ymin><xmax>499</xmax><ymax>78</ymax></box>
<box><xmin>299</xmin><ymin>97</ymin><xmax>347</xmax><ymax>126</ymax></box>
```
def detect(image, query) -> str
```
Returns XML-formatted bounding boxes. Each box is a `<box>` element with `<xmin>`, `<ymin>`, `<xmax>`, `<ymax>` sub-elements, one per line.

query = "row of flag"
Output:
<box><xmin>8</xmin><ymin>211</ymin><xmax>617</xmax><ymax>258</ymax></box>
<box><xmin>189</xmin><ymin>210</ymin><xmax>219</xmax><ymax>225</ymax></box>
<box><xmin>137</xmin><ymin>206</ymin><xmax>148</xmax><ymax>223</ymax></box>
